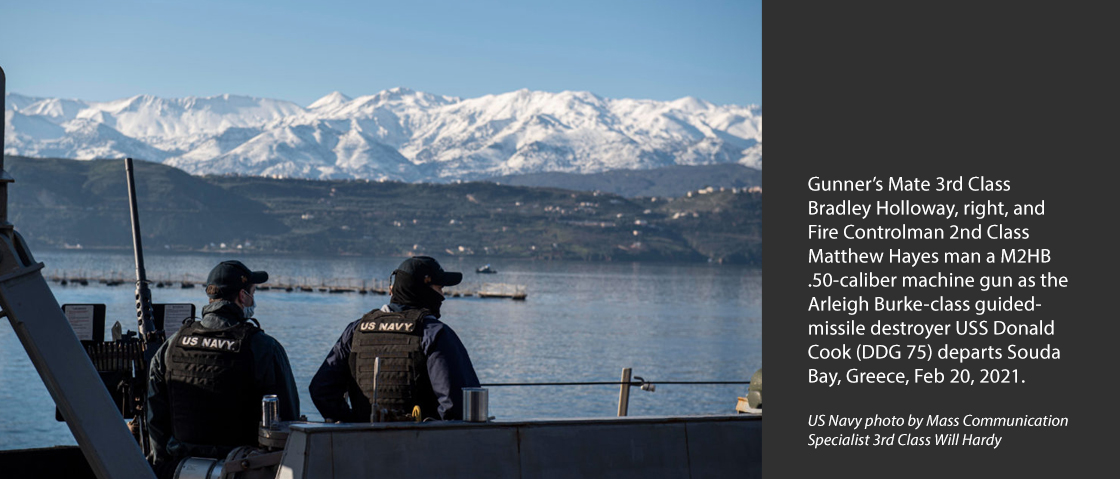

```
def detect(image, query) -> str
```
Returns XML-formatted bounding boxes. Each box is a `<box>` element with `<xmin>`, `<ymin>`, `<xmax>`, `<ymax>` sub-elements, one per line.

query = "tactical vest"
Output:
<box><xmin>165</xmin><ymin>319</ymin><xmax>260</xmax><ymax>449</ymax></box>
<box><xmin>348</xmin><ymin>308</ymin><xmax>439</xmax><ymax>421</ymax></box>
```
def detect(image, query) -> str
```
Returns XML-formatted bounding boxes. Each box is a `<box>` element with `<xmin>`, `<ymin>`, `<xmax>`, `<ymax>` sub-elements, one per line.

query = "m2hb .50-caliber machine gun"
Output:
<box><xmin>50</xmin><ymin>158</ymin><xmax>203</xmax><ymax>460</ymax></box>
<box><xmin>52</xmin><ymin>159</ymin><xmax>180</xmax><ymax>449</ymax></box>
<box><xmin>124</xmin><ymin>156</ymin><xmax>168</xmax><ymax>453</ymax></box>
<box><xmin>50</xmin><ymin>158</ymin><xmax>183</xmax><ymax>455</ymax></box>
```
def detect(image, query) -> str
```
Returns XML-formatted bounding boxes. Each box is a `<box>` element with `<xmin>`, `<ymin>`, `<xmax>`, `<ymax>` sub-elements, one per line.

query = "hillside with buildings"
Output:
<box><xmin>6</xmin><ymin>156</ymin><xmax>761</xmax><ymax>264</ymax></box>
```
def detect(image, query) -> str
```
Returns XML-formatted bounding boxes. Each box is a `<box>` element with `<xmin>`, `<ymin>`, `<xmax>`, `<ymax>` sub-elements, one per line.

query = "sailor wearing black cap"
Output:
<box><xmin>309</xmin><ymin>256</ymin><xmax>481</xmax><ymax>423</ymax></box>
<box><xmin>146</xmin><ymin>260</ymin><xmax>300</xmax><ymax>469</ymax></box>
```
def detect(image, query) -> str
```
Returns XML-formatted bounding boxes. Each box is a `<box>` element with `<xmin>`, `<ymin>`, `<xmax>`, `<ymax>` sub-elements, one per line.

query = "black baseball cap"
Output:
<box><xmin>206</xmin><ymin>260</ymin><xmax>268</xmax><ymax>297</ymax></box>
<box><xmin>394</xmin><ymin>256</ymin><xmax>462</xmax><ymax>286</ymax></box>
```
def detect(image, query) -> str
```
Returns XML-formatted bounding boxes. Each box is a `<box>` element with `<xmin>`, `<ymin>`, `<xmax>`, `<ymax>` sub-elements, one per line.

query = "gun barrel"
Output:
<box><xmin>125</xmin><ymin>158</ymin><xmax>148</xmax><ymax>283</ymax></box>
<box><xmin>124</xmin><ymin>158</ymin><xmax>159</xmax><ymax>343</ymax></box>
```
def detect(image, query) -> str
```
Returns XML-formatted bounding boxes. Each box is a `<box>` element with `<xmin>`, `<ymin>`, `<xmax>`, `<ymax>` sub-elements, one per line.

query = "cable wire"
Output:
<box><xmin>480</xmin><ymin>380</ymin><xmax>750</xmax><ymax>387</ymax></box>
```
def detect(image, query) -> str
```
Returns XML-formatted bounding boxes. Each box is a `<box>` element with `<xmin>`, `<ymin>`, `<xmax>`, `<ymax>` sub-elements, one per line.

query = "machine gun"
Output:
<box><xmin>50</xmin><ymin>158</ymin><xmax>174</xmax><ymax>456</ymax></box>
<box><xmin>126</xmin><ymin>156</ymin><xmax>168</xmax><ymax>455</ymax></box>
<box><xmin>127</xmin><ymin>157</ymin><xmax>163</xmax><ymax>347</ymax></box>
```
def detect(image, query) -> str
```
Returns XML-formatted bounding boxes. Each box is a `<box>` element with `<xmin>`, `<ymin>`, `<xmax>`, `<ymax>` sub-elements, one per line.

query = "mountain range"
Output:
<box><xmin>5</xmin><ymin>89</ymin><xmax>761</xmax><ymax>182</ymax></box>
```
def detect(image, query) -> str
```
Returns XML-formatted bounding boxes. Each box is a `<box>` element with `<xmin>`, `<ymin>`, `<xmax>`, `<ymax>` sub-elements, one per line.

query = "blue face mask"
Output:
<box><xmin>240</xmin><ymin>289</ymin><xmax>256</xmax><ymax>319</ymax></box>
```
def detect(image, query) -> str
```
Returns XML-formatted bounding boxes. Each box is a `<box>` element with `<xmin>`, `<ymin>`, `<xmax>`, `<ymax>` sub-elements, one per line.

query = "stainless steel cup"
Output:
<box><xmin>462</xmin><ymin>388</ymin><xmax>489</xmax><ymax>422</ymax></box>
<box><xmin>262</xmin><ymin>394</ymin><xmax>279</xmax><ymax>428</ymax></box>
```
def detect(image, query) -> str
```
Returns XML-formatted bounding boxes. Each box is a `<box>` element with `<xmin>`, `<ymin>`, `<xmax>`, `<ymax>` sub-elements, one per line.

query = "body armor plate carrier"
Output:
<box><xmin>165</xmin><ymin>320</ymin><xmax>260</xmax><ymax>449</ymax></box>
<box><xmin>349</xmin><ymin>308</ymin><xmax>438</xmax><ymax>421</ymax></box>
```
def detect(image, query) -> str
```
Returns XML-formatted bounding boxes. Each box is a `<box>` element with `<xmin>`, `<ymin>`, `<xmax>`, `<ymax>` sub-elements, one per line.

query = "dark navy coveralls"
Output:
<box><xmin>309</xmin><ymin>303</ymin><xmax>480</xmax><ymax>422</ymax></box>
<box><xmin>146</xmin><ymin>300</ymin><xmax>300</xmax><ymax>465</ymax></box>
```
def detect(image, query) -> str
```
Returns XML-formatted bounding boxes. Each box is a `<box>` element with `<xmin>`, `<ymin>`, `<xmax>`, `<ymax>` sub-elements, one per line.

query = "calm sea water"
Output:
<box><xmin>0</xmin><ymin>250</ymin><xmax>761</xmax><ymax>450</ymax></box>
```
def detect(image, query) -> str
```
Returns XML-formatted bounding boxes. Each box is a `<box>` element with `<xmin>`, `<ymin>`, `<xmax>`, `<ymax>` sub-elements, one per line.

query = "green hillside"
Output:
<box><xmin>6</xmin><ymin>156</ymin><xmax>762</xmax><ymax>264</ymax></box>
<box><xmin>654</xmin><ymin>189</ymin><xmax>763</xmax><ymax>264</ymax></box>
<box><xmin>6</xmin><ymin>157</ymin><xmax>286</xmax><ymax>250</ymax></box>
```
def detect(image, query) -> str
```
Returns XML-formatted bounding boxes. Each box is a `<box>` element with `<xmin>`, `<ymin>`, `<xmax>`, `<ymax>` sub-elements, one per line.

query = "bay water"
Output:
<box><xmin>0</xmin><ymin>250</ymin><xmax>761</xmax><ymax>449</ymax></box>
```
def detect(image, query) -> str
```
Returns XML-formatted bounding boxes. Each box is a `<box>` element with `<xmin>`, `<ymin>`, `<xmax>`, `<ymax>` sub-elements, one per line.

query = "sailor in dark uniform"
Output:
<box><xmin>146</xmin><ymin>260</ymin><xmax>299</xmax><ymax>469</ymax></box>
<box><xmin>309</xmin><ymin>256</ymin><xmax>480</xmax><ymax>422</ymax></box>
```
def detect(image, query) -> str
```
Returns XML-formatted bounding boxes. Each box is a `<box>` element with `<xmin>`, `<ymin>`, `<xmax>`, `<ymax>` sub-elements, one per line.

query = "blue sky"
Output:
<box><xmin>1</xmin><ymin>0</ymin><xmax>761</xmax><ymax>107</ymax></box>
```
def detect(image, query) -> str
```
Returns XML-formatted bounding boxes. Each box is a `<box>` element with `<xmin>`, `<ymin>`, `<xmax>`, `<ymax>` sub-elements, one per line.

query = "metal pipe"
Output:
<box><xmin>1</xmin><ymin>65</ymin><xmax>4</xmax><ymax>171</ymax></box>
<box><xmin>617</xmin><ymin>367</ymin><xmax>632</xmax><ymax>417</ymax></box>
<box><xmin>1</xmin><ymin>65</ymin><xmax>11</xmax><ymax>240</ymax></box>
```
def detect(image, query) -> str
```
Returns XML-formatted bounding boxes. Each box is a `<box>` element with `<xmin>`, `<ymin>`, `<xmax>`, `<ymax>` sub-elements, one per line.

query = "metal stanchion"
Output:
<box><xmin>617</xmin><ymin>367</ymin><xmax>632</xmax><ymax>417</ymax></box>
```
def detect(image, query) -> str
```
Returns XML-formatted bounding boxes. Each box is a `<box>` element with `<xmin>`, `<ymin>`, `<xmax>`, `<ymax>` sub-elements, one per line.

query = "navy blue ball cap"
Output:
<box><xmin>206</xmin><ymin>260</ymin><xmax>268</xmax><ymax>293</ymax></box>
<box><xmin>395</xmin><ymin>256</ymin><xmax>462</xmax><ymax>286</ymax></box>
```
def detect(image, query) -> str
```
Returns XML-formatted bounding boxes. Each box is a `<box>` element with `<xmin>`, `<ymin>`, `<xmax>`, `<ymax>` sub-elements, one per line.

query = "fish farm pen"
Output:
<box><xmin>43</xmin><ymin>270</ymin><xmax>528</xmax><ymax>300</ymax></box>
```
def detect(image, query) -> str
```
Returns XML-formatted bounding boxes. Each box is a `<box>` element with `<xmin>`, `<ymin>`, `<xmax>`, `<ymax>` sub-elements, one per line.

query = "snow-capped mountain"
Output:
<box><xmin>5</xmin><ymin>89</ymin><xmax>762</xmax><ymax>181</ymax></box>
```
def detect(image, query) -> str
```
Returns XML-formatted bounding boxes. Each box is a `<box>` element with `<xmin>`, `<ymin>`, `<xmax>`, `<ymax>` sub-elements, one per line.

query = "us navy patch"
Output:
<box><xmin>359</xmin><ymin>321</ymin><xmax>416</xmax><ymax>333</ymax></box>
<box><xmin>178</xmin><ymin>335</ymin><xmax>241</xmax><ymax>352</ymax></box>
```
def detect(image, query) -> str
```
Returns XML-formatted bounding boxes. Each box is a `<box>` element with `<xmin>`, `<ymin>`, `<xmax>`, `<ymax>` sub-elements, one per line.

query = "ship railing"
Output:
<box><xmin>481</xmin><ymin>367</ymin><xmax>753</xmax><ymax>417</ymax></box>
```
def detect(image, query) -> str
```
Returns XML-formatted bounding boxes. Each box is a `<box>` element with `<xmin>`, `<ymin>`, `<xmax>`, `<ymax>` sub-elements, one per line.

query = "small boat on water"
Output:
<box><xmin>476</xmin><ymin>264</ymin><xmax>497</xmax><ymax>274</ymax></box>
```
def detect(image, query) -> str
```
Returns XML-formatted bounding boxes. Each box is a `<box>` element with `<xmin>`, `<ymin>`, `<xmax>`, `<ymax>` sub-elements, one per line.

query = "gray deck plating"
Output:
<box><xmin>276</xmin><ymin>414</ymin><xmax>761</xmax><ymax>479</ymax></box>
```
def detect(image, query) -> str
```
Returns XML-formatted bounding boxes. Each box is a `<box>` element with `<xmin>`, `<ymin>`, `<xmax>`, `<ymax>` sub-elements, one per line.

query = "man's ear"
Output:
<box><xmin>238</xmin><ymin>288</ymin><xmax>252</xmax><ymax>306</ymax></box>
